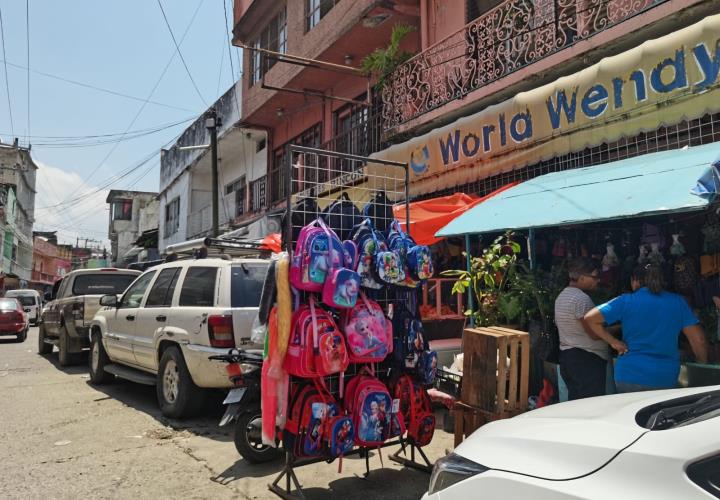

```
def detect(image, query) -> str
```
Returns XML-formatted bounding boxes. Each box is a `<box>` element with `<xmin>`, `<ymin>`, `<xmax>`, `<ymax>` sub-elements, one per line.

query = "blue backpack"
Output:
<box><xmin>386</xmin><ymin>220</ymin><xmax>434</xmax><ymax>285</ymax></box>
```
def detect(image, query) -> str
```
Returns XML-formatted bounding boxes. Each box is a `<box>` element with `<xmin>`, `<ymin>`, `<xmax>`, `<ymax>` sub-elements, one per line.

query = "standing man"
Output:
<box><xmin>555</xmin><ymin>258</ymin><xmax>627</xmax><ymax>400</ymax></box>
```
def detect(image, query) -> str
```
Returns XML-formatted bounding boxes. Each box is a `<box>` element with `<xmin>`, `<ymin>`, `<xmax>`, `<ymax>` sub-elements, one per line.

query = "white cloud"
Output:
<box><xmin>33</xmin><ymin>161</ymin><xmax>111</xmax><ymax>248</ymax></box>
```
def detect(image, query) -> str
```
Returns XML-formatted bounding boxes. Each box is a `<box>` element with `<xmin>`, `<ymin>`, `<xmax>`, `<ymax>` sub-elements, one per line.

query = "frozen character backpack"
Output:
<box><xmin>284</xmin><ymin>298</ymin><xmax>349</xmax><ymax>377</ymax></box>
<box><xmin>290</xmin><ymin>218</ymin><xmax>346</xmax><ymax>292</ymax></box>
<box><xmin>342</xmin><ymin>293</ymin><xmax>393</xmax><ymax>363</ymax></box>
<box><xmin>344</xmin><ymin>370</ymin><xmax>402</xmax><ymax>448</ymax></box>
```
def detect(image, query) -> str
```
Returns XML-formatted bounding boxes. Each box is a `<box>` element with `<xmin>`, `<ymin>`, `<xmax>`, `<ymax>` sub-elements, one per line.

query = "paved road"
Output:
<box><xmin>0</xmin><ymin>327</ymin><xmax>453</xmax><ymax>499</ymax></box>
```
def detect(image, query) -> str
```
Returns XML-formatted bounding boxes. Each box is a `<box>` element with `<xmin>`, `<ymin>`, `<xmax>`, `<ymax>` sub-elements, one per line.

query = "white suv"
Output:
<box><xmin>89</xmin><ymin>256</ymin><xmax>269</xmax><ymax>418</ymax></box>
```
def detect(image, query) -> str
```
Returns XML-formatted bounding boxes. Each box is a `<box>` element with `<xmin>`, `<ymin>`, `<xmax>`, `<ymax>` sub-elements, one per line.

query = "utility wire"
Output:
<box><xmin>61</xmin><ymin>0</ymin><xmax>205</xmax><ymax>201</ymax></box>
<box><xmin>157</xmin><ymin>0</ymin><xmax>208</xmax><ymax>107</ymax></box>
<box><xmin>0</xmin><ymin>58</ymin><xmax>196</xmax><ymax>113</ymax></box>
<box><xmin>25</xmin><ymin>0</ymin><xmax>30</xmax><ymax>141</ymax></box>
<box><xmin>0</xmin><ymin>7</ymin><xmax>14</xmax><ymax>138</ymax></box>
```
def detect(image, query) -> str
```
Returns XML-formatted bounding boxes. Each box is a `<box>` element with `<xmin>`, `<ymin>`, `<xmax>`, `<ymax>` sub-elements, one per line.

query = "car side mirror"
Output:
<box><xmin>99</xmin><ymin>295</ymin><xmax>118</xmax><ymax>307</ymax></box>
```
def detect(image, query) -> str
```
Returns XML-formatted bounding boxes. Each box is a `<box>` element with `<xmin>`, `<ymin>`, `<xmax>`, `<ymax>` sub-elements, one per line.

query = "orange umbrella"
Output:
<box><xmin>392</xmin><ymin>183</ymin><xmax>519</xmax><ymax>245</ymax></box>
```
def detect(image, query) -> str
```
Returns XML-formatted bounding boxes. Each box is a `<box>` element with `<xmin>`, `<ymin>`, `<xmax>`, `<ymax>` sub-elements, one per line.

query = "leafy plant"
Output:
<box><xmin>442</xmin><ymin>232</ymin><xmax>521</xmax><ymax>327</ymax></box>
<box><xmin>361</xmin><ymin>24</ymin><xmax>416</xmax><ymax>87</ymax></box>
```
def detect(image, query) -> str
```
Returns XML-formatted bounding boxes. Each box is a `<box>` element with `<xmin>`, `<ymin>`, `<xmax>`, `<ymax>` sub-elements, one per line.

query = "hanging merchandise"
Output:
<box><xmin>641</xmin><ymin>223</ymin><xmax>665</xmax><ymax>248</ymax></box>
<box><xmin>290</xmin><ymin>218</ymin><xmax>347</xmax><ymax>292</ymax></box>
<box><xmin>674</xmin><ymin>255</ymin><xmax>699</xmax><ymax>294</ymax></box>
<box><xmin>649</xmin><ymin>242</ymin><xmax>665</xmax><ymax>265</ymax></box>
<box><xmin>322</xmin><ymin>192</ymin><xmax>363</xmax><ymax>241</ymax></box>
<box><xmin>386</xmin><ymin>220</ymin><xmax>435</xmax><ymax>285</ymax></box>
<box><xmin>670</xmin><ymin>234</ymin><xmax>686</xmax><ymax>256</ymax></box>
<box><xmin>371</xmin><ymin>228</ymin><xmax>405</xmax><ymax>285</ymax></box>
<box><xmin>351</xmin><ymin>218</ymin><xmax>387</xmax><ymax>290</ymax></box>
<box><xmin>392</xmin><ymin>375</ymin><xmax>436</xmax><ymax>447</ymax></box>
<box><xmin>637</xmin><ymin>244</ymin><xmax>649</xmax><ymax>264</ymax></box>
<box><xmin>601</xmin><ymin>242</ymin><xmax>619</xmax><ymax>270</ymax></box>
<box><xmin>285</xmin><ymin>197</ymin><xmax>319</xmax><ymax>245</ymax></box>
<box><xmin>342</xmin><ymin>293</ymin><xmax>393</xmax><ymax>363</ymax></box>
<box><xmin>364</xmin><ymin>191</ymin><xmax>394</xmax><ymax>233</ymax></box>
<box><xmin>702</xmin><ymin>210</ymin><xmax>720</xmax><ymax>253</ymax></box>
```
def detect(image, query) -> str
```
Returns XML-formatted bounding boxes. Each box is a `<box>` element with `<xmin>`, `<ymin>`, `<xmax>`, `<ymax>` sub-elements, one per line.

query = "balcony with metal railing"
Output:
<box><xmin>381</xmin><ymin>0</ymin><xmax>706</xmax><ymax>134</ymax></box>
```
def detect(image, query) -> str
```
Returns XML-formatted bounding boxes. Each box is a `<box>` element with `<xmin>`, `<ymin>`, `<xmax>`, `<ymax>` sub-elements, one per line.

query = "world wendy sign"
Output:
<box><xmin>371</xmin><ymin>15</ymin><xmax>720</xmax><ymax>197</ymax></box>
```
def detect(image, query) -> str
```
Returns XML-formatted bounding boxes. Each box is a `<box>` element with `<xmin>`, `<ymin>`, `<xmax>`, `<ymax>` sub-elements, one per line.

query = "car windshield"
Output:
<box><xmin>12</xmin><ymin>296</ymin><xmax>36</xmax><ymax>306</ymax></box>
<box><xmin>72</xmin><ymin>273</ymin><xmax>139</xmax><ymax>295</ymax></box>
<box><xmin>231</xmin><ymin>262</ymin><xmax>268</xmax><ymax>308</ymax></box>
<box><xmin>0</xmin><ymin>298</ymin><xmax>18</xmax><ymax>310</ymax></box>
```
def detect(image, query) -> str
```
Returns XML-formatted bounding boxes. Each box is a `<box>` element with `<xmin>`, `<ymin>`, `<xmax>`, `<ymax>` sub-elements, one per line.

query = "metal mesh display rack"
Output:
<box><xmin>268</xmin><ymin>144</ymin><xmax>432</xmax><ymax>500</ymax></box>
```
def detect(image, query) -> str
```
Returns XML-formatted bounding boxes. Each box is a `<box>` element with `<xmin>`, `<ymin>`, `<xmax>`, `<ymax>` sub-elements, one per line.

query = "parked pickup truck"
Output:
<box><xmin>38</xmin><ymin>268</ymin><xmax>141</xmax><ymax>365</ymax></box>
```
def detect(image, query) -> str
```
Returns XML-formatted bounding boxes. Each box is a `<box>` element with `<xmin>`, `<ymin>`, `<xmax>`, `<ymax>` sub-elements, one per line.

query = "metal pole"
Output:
<box><xmin>465</xmin><ymin>234</ymin><xmax>474</xmax><ymax>327</ymax></box>
<box><xmin>528</xmin><ymin>228</ymin><xmax>536</xmax><ymax>270</ymax></box>
<box><xmin>404</xmin><ymin>163</ymin><xmax>410</xmax><ymax>236</ymax></box>
<box><xmin>207</xmin><ymin>108</ymin><xmax>220</xmax><ymax>238</ymax></box>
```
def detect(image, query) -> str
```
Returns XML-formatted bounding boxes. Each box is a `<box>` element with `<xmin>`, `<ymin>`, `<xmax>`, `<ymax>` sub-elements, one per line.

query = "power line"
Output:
<box><xmin>0</xmin><ymin>7</ymin><xmax>14</xmax><ymax>138</ymax></box>
<box><xmin>25</xmin><ymin>0</ymin><xmax>30</xmax><ymax>141</ymax></box>
<box><xmin>61</xmin><ymin>0</ymin><xmax>205</xmax><ymax>200</ymax></box>
<box><xmin>0</xmin><ymin>58</ymin><xmax>196</xmax><ymax>113</ymax></box>
<box><xmin>157</xmin><ymin>0</ymin><xmax>208</xmax><ymax>107</ymax></box>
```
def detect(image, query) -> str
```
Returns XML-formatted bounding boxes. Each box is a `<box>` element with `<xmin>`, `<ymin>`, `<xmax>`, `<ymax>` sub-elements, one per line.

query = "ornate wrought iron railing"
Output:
<box><xmin>381</xmin><ymin>0</ymin><xmax>668</xmax><ymax>131</ymax></box>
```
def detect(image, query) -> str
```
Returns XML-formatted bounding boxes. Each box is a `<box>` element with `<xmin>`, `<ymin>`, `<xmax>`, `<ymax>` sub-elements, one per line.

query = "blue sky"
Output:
<box><xmin>0</xmin><ymin>0</ymin><xmax>240</xmax><ymax>245</ymax></box>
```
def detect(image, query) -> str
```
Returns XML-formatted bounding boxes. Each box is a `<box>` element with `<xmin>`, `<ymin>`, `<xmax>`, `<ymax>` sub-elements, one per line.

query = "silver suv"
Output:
<box><xmin>89</xmin><ymin>256</ymin><xmax>268</xmax><ymax>418</ymax></box>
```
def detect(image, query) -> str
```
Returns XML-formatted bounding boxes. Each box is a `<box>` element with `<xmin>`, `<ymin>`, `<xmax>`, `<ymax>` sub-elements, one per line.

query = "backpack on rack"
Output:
<box><xmin>370</xmin><ymin>228</ymin><xmax>404</xmax><ymax>286</ymax></box>
<box><xmin>351</xmin><ymin>219</ymin><xmax>386</xmax><ymax>290</ymax></box>
<box><xmin>290</xmin><ymin>218</ymin><xmax>347</xmax><ymax>292</ymax></box>
<box><xmin>284</xmin><ymin>381</ymin><xmax>355</xmax><ymax>459</ymax></box>
<box><xmin>342</xmin><ymin>293</ymin><xmax>393</xmax><ymax>363</ymax></box>
<box><xmin>386</xmin><ymin>220</ymin><xmax>434</xmax><ymax>287</ymax></box>
<box><xmin>345</xmin><ymin>369</ymin><xmax>404</xmax><ymax>448</ymax></box>
<box><xmin>322</xmin><ymin>192</ymin><xmax>363</xmax><ymax>241</ymax></box>
<box><xmin>363</xmin><ymin>191</ymin><xmax>394</xmax><ymax>233</ymax></box>
<box><xmin>391</xmin><ymin>303</ymin><xmax>426</xmax><ymax>371</ymax></box>
<box><xmin>284</xmin><ymin>298</ymin><xmax>349</xmax><ymax>377</ymax></box>
<box><xmin>392</xmin><ymin>375</ymin><xmax>435</xmax><ymax>447</ymax></box>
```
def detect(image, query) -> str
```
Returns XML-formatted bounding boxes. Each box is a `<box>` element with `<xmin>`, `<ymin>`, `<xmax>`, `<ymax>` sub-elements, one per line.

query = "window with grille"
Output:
<box><xmin>306</xmin><ymin>0</ymin><xmax>338</xmax><ymax>31</ymax></box>
<box><xmin>250</xmin><ymin>176</ymin><xmax>266</xmax><ymax>213</ymax></box>
<box><xmin>250</xmin><ymin>7</ymin><xmax>287</xmax><ymax>86</ymax></box>
<box><xmin>270</xmin><ymin>123</ymin><xmax>322</xmax><ymax>203</ymax></box>
<box><xmin>226</xmin><ymin>177</ymin><xmax>247</xmax><ymax>217</ymax></box>
<box><xmin>164</xmin><ymin>197</ymin><xmax>180</xmax><ymax>237</ymax></box>
<box><xmin>466</xmin><ymin>0</ymin><xmax>504</xmax><ymax>23</ymax></box>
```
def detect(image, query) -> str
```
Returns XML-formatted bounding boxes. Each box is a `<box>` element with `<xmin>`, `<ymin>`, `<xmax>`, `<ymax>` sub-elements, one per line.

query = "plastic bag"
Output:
<box><xmin>251</xmin><ymin>314</ymin><xmax>267</xmax><ymax>346</ymax></box>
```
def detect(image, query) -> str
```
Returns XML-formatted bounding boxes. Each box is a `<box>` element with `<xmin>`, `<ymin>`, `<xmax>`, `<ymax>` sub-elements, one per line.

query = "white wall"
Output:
<box><xmin>158</xmin><ymin>172</ymin><xmax>190</xmax><ymax>253</ymax></box>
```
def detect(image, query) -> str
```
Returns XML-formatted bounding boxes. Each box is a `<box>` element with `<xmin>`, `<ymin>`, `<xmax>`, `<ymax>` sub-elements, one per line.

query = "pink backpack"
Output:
<box><xmin>289</xmin><ymin>219</ymin><xmax>345</xmax><ymax>292</ymax></box>
<box><xmin>345</xmin><ymin>370</ymin><xmax>404</xmax><ymax>448</ymax></box>
<box><xmin>342</xmin><ymin>294</ymin><xmax>393</xmax><ymax>363</ymax></box>
<box><xmin>284</xmin><ymin>297</ymin><xmax>349</xmax><ymax>377</ymax></box>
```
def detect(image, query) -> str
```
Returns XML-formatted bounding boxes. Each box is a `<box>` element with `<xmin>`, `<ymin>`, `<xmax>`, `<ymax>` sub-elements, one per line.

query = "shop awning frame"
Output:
<box><xmin>436</xmin><ymin>143</ymin><xmax>720</xmax><ymax>238</ymax></box>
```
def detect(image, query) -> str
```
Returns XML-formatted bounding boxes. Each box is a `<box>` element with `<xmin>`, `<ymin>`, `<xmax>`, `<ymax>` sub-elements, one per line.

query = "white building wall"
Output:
<box><xmin>158</xmin><ymin>172</ymin><xmax>190</xmax><ymax>253</ymax></box>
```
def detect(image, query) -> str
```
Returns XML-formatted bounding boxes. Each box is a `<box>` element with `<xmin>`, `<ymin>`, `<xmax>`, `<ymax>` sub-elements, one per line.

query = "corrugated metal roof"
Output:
<box><xmin>436</xmin><ymin>143</ymin><xmax>720</xmax><ymax>237</ymax></box>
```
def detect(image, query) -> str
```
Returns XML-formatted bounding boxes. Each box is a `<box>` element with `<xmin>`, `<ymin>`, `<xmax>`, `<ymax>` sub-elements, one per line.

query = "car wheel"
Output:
<box><xmin>89</xmin><ymin>333</ymin><xmax>114</xmax><ymax>384</ymax></box>
<box><xmin>58</xmin><ymin>326</ymin><xmax>80</xmax><ymax>367</ymax></box>
<box><xmin>233</xmin><ymin>406</ymin><xmax>281</xmax><ymax>463</ymax></box>
<box><xmin>156</xmin><ymin>346</ymin><xmax>206</xmax><ymax>419</ymax></box>
<box><xmin>16</xmin><ymin>329</ymin><xmax>27</xmax><ymax>343</ymax></box>
<box><xmin>37</xmin><ymin>324</ymin><xmax>53</xmax><ymax>355</ymax></box>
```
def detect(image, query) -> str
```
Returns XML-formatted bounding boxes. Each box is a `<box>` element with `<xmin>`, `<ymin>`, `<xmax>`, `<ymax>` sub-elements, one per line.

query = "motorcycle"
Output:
<box><xmin>209</xmin><ymin>349</ymin><xmax>281</xmax><ymax>463</ymax></box>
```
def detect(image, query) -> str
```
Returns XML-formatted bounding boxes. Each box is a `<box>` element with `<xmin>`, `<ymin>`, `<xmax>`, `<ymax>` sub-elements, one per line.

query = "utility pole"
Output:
<box><xmin>205</xmin><ymin>108</ymin><xmax>221</xmax><ymax>238</ymax></box>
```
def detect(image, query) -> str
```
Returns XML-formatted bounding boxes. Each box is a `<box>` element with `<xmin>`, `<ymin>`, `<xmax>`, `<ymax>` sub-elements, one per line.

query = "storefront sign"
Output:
<box><xmin>372</xmin><ymin>15</ymin><xmax>720</xmax><ymax>196</ymax></box>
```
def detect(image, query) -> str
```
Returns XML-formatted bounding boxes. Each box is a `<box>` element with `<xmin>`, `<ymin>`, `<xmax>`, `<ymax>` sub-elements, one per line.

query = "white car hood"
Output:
<box><xmin>454</xmin><ymin>387</ymin><xmax>715</xmax><ymax>480</ymax></box>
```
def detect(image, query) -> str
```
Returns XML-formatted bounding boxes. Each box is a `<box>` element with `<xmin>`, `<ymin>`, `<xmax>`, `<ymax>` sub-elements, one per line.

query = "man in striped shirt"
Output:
<box><xmin>555</xmin><ymin>258</ymin><xmax>626</xmax><ymax>400</ymax></box>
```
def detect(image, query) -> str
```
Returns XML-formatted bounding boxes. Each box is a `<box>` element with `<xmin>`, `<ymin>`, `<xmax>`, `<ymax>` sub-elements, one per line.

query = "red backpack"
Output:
<box><xmin>284</xmin><ymin>381</ymin><xmax>354</xmax><ymax>459</ymax></box>
<box><xmin>284</xmin><ymin>297</ymin><xmax>349</xmax><ymax>378</ymax></box>
<box><xmin>345</xmin><ymin>369</ymin><xmax>404</xmax><ymax>448</ymax></box>
<box><xmin>342</xmin><ymin>294</ymin><xmax>393</xmax><ymax>364</ymax></box>
<box><xmin>393</xmin><ymin>375</ymin><xmax>435</xmax><ymax>447</ymax></box>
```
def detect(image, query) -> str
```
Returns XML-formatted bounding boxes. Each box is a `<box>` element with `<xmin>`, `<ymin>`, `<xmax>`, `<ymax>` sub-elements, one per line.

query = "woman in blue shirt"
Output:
<box><xmin>584</xmin><ymin>264</ymin><xmax>708</xmax><ymax>393</ymax></box>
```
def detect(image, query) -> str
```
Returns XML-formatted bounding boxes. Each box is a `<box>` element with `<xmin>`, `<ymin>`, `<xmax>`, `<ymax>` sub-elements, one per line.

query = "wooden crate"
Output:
<box><xmin>454</xmin><ymin>326</ymin><xmax>530</xmax><ymax>446</ymax></box>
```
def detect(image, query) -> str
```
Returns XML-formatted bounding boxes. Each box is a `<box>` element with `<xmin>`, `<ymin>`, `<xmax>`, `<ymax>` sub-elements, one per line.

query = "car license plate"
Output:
<box><xmin>223</xmin><ymin>387</ymin><xmax>246</xmax><ymax>405</ymax></box>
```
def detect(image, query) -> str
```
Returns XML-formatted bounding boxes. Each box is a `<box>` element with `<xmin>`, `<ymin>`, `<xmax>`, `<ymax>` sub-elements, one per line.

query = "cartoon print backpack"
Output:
<box><xmin>391</xmin><ymin>303</ymin><xmax>426</xmax><ymax>370</ymax></box>
<box><xmin>284</xmin><ymin>298</ymin><xmax>349</xmax><ymax>377</ymax></box>
<box><xmin>345</xmin><ymin>370</ymin><xmax>403</xmax><ymax>448</ymax></box>
<box><xmin>342</xmin><ymin>293</ymin><xmax>393</xmax><ymax>363</ymax></box>
<box><xmin>386</xmin><ymin>220</ymin><xmax>434</xmax><ymax>285</ymax></box>
<box><xmin>351</xmin><ymin>219</ymin><xmax>385</xmax><ymax>290</ymax></box>
<box><xmin>392</xmin><ymin>375</ymin><xmax>435</xmax><ymax>447</ymax></box>
<box><xmin>372</xmin><ymin>233</ymin><xmax>405</xmax><ymax>286</ymax></box>
<box><xmin>284</xmin><ymin>381</ymin><xmax>354</xmax><ymax>459</ymax></box>
<box><xmin>418</xmin><ymin>350</ymin><xmax>438</xmax><ymax>385</ymax></box>
<box><xmin>322</xmin><ymin>267</ymin><xmax>361</xmax><ymax>309</ymax></box>
<box><xmin>290</xmin><ymin>218</ymin><xmax>346</xmax><ymax>292</ymax></box>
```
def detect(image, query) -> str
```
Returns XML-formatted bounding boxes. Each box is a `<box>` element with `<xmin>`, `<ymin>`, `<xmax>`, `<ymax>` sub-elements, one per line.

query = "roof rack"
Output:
<box><xmin>164</xmin><ymin>237</ymin><xmax>267</xmax><ymax>261</ymax></box>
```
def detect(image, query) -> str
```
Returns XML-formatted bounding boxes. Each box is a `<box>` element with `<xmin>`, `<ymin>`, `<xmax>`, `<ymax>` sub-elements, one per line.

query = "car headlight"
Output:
<box><xmin>428</xmin><ymin>452</ymin><xmax>488</xmax><ymax>495</ymax></box>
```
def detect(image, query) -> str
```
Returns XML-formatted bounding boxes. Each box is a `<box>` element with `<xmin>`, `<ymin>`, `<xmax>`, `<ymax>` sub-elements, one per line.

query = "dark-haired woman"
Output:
<box><xmin>584</xmin><ymin>264</ymin><xmax>708</xmax><ymax>393</ymax></box>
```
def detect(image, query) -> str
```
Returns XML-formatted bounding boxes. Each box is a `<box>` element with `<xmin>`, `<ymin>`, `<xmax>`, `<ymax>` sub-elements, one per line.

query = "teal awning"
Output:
<box><xmin>436</xmin><ymin>143</ymin><xmax>720</xmax><ymax>237</ymax></box>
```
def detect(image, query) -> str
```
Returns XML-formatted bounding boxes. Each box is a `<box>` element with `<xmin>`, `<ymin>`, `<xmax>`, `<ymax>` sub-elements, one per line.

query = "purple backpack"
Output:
<box><xmin>290</xmin><ymin>218</ymin><xmax>346</xmax><ymax>292</ymax></box>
